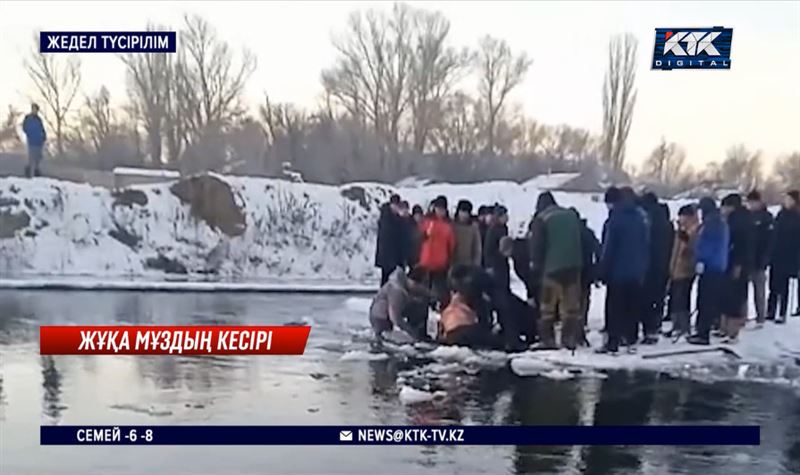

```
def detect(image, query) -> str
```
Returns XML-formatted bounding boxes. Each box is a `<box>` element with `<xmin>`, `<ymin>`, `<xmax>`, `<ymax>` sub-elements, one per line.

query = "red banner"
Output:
<box><xmin>40</xmin><ymin>325</ymin><xmax>311</xmax><ymax>355</ymax></box>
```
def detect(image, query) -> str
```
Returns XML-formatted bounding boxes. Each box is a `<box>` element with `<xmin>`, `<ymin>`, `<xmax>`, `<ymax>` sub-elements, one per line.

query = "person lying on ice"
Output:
<box><xmin>438</xmin><ymin>264</ymin><xmax>486</xmax><ymax>347</ymax></box>
<box><xmin>438</xmin><ymin>264</ymin><xmax>537</xmax><ymax>350</ymax></box>
<box><xmin>369</xmin><ymin>267</ymin><xmax>431</xmax><ymax>342</ymax></box>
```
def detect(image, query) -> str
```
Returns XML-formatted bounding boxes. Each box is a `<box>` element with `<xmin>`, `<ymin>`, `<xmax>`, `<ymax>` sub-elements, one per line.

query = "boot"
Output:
<box><xmin>687</xmin><ymin>334</ymin><xmax>710</xmax><ymax>345</ymax></box>
<box><xmin>561</xmin><ymin>317</ymin><xmax>579</xmax><ymax>351</ymax></box>
<box><xmin>536</xmin><ymin>319</ymin><xmax>557</xmax><ymax>350</ymax></box>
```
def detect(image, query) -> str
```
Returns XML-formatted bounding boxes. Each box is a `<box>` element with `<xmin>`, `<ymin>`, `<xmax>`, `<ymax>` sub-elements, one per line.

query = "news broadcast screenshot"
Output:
<box><xmin>1</xmin><ymin>1</ymin><xmax>799</xmax><ymax>474</ymax></box>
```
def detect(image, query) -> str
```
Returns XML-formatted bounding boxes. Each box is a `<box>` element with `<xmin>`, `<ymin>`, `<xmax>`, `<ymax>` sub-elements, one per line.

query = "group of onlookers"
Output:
<box><xmin>369</xmin><ymin>186</ymin><xmax>800</xmax><ymax>354</ymax></box>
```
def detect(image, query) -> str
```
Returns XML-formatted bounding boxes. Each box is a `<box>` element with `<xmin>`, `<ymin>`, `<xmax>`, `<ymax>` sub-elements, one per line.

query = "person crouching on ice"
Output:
<box><xmin>369</xmin><ymin>267</ymin><xmax>430</xmax><ymax>341</ymax></box>
<box><xmin>437</xmin><ymin>264</ymin><xmax>486</xmax><ymax>347</ymax></box>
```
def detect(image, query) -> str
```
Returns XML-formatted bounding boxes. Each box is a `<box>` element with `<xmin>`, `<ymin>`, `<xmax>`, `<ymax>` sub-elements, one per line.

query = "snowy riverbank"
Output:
<box><xmin>0</xmin><ymin>173</ymin><xmax>605</xmax><ymax>281</ymax></box>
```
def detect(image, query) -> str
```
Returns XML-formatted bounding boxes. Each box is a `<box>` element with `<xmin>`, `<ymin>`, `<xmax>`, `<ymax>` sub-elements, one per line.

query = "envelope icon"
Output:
<box><xmin>339</xmin><ymin>430</ymin><xmax>353</xmax><ymax>442</ymax></box>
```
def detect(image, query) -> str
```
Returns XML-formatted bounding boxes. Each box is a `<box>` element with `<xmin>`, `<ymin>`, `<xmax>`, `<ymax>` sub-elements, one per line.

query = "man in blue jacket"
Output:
<box><xmin>688</xmin><ymin>198</ymin><xmax>730</xmax><ymax>345</ymax></box>
<box><xmin>597</xmin><ymin>187</ymin><xmax>649</xmax><ymax>354</ymax></box>
<box><xmin>22</xmin><ymin>104</ymin><xmax>47</xmax><ymax>177</ymax></box>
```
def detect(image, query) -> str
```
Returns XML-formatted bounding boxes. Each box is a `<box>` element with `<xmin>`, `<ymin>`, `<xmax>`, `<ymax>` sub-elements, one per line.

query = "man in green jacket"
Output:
<box><xmin>529</xmin><ymin>192</ymin><xmax>584</xmax><ymax>350</ymax></box>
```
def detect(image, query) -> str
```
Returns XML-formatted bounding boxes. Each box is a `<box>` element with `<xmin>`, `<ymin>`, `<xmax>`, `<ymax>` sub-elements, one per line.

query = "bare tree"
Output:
<box><xmin>322</xmin><ymin>3</ymin><xmax>418</xmax><ymax>175</ymax></box>
<box><xmin>643</xmin><ymin>137</ymin><xmax>686</xmax><ymax>187</ymax></box>
<box><xmin>179</xmin><ymin>14</ymin><xmax>257</xmax><ymax>142</ymax></box>
<box><xmin>121</xmin><ymin>28</ymin><xmax>173</xmax><ymax>164</ymax></box>
<box><xmin>601</xmin><ymin>33</ymin><xmax>638</xmax><ymax>171</ymax></box>
<box><xmin>773</xmin><ymin>151</ymin><xmax>800</xmax><ymax>191</ymax></box>
<box><xmin>474</xmin><ymin>35</ymin><xmax>531</xmax><ymax>155</ymax></box>
<box><xmin>706</xmin><ymin>145</ymin><xmax>763</xmax><ymax>190</ymax></box>
<box><xmin>428</xmin><ymin>91</ymin><xmax>480</xmax><ymax>157</ymax></box>
<box><xmin>0</xmin><ymin>106</ymin><xmax>22</xmax><ymax>152</ymax></box>
<box><xmin>407</xmin><ymin>9</ymin><xmax>470</xmax><ymax>153</ymax></box>
<box><xmin>24</xmin><ymin>41</ymin><xmax>82</xmax><ymax>158</ymax></box>
<box><xmin>260</xmin><ymin>93</ymin><xmax>309</xmax><ymax>171</ymax></box>
<box><xmin>80</xmin><ymin>87</ymin><xmax>114</xmax><ymax>154</ymax></box>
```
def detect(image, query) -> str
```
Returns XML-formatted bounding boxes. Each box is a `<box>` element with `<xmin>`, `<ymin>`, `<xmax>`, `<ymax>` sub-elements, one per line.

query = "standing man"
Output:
<box><xmin>418</xmin><ymin>196</ymin><xmax>456</xmax><ymax>307</ymax></box>
<box><xmin>745</xmin><ymin>191</ymin><xmax>774</xmax><ymax>326</ymax></box>
<box><xmin>452</xmin><ymin>200</ymin><xmax>482</xmax><ymax>267</ymax></box>
<box><xmin>22</xmin><ymin>103</ymin><xmax>46</xmax><ymax>178</ymax></box>
<box><xmin>767</xmin><ymin>191</ymin><xmax>800</xmax><ymax>323</ymax></box>
<box><xmin>688</xmin><ymin>198</ymin><xmax>729</xmax><ymax>345</ymax></box>
<box><xmin>640</xmin><ymin>192</ymin><xmax>674</xmax><ymax>344</ymax></box>
<box><xmin>665</xmin><ymin>204</ymin><xmax>699</xmax><ymax>339</ymax></box>
<box><xmin>477</xmin><ymin>205</ymin><xmax>495</xmax><ymax>266</ymax></box>
<box><xmin>375</xmin><ymin>194</ymin><xmax>404</xmax><ymax>285</ymax></box>
<box><xmin>597</xmin><ymin>187</ymin><xmax>649</xmax><ymax>354</ymax></box>
<box><xmin>484</xmin><ymin>205</ymin><xmax>511</xmax><ymax>291</ymax></box>
<box><xmin>530</xmin><ymin>193</ymin><xmax>584</xmax><ymax>350</ymax></box>
<box><xmin>718</xmin><ymin>194</ymin><xmax>755</xmax><ymax>343</ymax></box>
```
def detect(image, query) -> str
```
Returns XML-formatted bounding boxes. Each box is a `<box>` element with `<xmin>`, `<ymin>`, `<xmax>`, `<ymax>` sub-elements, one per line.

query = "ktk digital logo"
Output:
<box><xmin>652</xmin><ymin>27</ymin><xmax>733</xmax><ymax>70</ymax></box>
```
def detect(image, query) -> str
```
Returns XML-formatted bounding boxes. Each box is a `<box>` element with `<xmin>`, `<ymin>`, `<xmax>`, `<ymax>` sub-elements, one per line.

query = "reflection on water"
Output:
<box><xmin>41</xmin><ymin>356</ymin><xmax>65</xmax><ymax>423</ymax></box>
<box><xmin>0</xmin><ymin>290</ymin><xmax>798</xmax><ymax>475</ymax></box>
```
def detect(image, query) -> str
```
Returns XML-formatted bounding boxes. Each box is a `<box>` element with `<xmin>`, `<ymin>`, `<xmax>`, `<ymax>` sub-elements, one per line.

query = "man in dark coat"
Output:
<box><xmin>640</xmin><ymin>192</ymin><xmax>674</xmax><ymax>344</ymax></box>
<box><xmin>477</xmin><ymin>205</ymin><xmax>494</xmax><ymax>266</ymax></box>
<box><xmin>484</xmin><ymin>205</ymin><xmax>510</xmax><ymax>291</ymax></box>
<box><xmin>719</xmin><ymin>193</ymin><xmax>756</xmax><ymax>342</ymax></box>
<box><xmin>375</xmin><ymin>194</ymin><xmax>405</xmax><ymax>285</ymax></box>
<box><xmin>745</xmin><ymin>190</ymin><xmax>774</xmax><ymax>324</ymax></box>
<box><xmin>22</xmin><ymin>103</ymin><xmax>46</xmax><ymax>178</ymax></box>
<box><xmin>768</xmin><ymin>190</ymin><xmax>800</xmax><ymax>323</ymax></box>
<box><xmin>597</xmin><ymin>187</ymin><xmax>649</xmax><ymax>354</ymax></box>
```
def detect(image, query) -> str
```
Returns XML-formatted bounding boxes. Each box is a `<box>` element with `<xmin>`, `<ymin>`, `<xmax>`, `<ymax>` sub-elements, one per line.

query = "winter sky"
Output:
<box><xmin>0</xmin><ymin>1</ymin><xmax>798</xmax><ymax>171</ymax></box>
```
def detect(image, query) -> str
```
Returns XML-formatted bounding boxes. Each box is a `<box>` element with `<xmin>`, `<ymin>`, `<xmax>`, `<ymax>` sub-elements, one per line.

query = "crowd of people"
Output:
<box><xmin>369</xmin><ymin>186</ymin><xmax>800</xmax><ymax>355</ymax></box>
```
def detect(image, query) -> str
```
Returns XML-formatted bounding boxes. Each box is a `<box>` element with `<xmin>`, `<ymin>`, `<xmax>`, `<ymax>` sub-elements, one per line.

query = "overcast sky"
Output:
<box><xmin>1</xmin><ymin>0</ymin><xmax>798</xmax><ymax>170</ymax></box>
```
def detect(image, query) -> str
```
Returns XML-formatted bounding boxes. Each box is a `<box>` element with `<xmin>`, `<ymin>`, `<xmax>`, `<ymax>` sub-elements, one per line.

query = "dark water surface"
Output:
<box><xmin>0</xmin><ymin>290</ymin><xmax>798</xmax><ymax>475</ymax></box>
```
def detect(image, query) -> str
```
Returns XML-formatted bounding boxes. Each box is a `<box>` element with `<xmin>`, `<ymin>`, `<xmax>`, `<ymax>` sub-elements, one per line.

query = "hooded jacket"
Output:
<box><xmin>22</xmin><ymin>113</ymin><xmax>46</xmax><ymax>146</ymax></box>
<box><xmin>418</xmin><ymin>215</ymin><xmax>455</xmax><ymax>272</ymax></box>
<box><xmin>452</xmin><ymin>220</ymin><xmax>482</xmax><ymax>267</ymax></box>
<box><xmin>375</xmin><ymin>203</ymin><xmax>404</xmax><ymax>270</ymax></box>
<box><xmin>726</xmin><ymin>206</ymin><xmax>756</xmax><ymax>275</ymax></box>
<box><xmin>695</xmin><ymin>202</ymin><xmax>729</xmax><ymax>274</ymax></box>
<box><xmin>669</xmin><ymin>219</ymin><xmax>699</xmax><ymax>280</ymax></box>
<box><xmin>771</xmin><ymin>207</ymin><xmax>800</xmax><ymax>275</ymax></box>
<box><xmin>599</xmin><ymin>199</ymin><xmax>650</xmax><ymax>284</ymax></box>
<box><xmin>643</xmin><ymin>198</ymin><xmax>674</xmax><ymax>284</ymax></box>
<box><xmin>750</xmin><ymin>207</ymin><xmax>774</xmax><ymax>271</ymax></box>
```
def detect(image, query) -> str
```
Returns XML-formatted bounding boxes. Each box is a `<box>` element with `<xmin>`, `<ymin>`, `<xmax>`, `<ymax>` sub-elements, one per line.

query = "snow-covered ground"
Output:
<box><xmin>342</xmin><ymin>292</ymin><xmax>800</xmax><ymax>390</ymax></box>
<box><xmin>0</xmin><ymin>173</ymin><xmax>614</xmax><ymax>282</ymax></box>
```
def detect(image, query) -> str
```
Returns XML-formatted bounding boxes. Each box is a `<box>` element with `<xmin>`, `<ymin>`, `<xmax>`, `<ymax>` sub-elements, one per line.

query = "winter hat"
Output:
<box><xmin>746</xmin><ymin>190</ymin><xmax>762</xmax><ymax>202</ymax></box>
<box><xmin>641</xmin><ymin>191</ymin><xmax>658</xmax><ymax>207</ymax></box>
<box><xmin>456</xmin><ymin>199</ymin><xmax>473</xmax><ymax>214</ymax></box>
<box><xmin>432</xmin><ymin>195</ymin><xmax>448</xmax><ymax>209</ymax></box>
<box><xmin>678</xmin><ymin>204</ymin><xmax>696</xmax><ymax>217</ymax></box>
<box><xmin>721</xmin><ymin>193</ymin><xmax>742</xmax><ymax>208</ymax></box>
<box><xmin>493</xmin><ymin>204</ymin><xmax>508</xmax><ymax>217</ymax></box>
<box><xmin>619</xmin><ymin>186</ymin><xmax>637</xmax><ymax>204</ymax></box>
<box><xmin>604</xmin><ymin>186</ymin><xmax>621</xmax><ymax>204</ymax></box>
<box><xmin>698</xmin><ymin>197</ymin><xmax>718</xmax><ymax>214</ymax></box>
<box><xmin>477</xmin><ymin>205</ymin><xmax>491</xmax><ymax>217</ymax></box>
<box><xmin>535</xmin><ymin>192</ymin><xmax>556</xmax><ymax>213</ymax></box>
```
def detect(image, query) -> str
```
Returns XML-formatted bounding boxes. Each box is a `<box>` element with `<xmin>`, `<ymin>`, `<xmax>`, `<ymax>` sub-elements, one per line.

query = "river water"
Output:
<box><xmin>0</xmin><ymin>290</ymin><xmax>798</xmax><ymax>475</ymax></box>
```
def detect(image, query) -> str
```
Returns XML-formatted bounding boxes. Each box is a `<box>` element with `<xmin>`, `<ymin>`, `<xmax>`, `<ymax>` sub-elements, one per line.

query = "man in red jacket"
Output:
<box><xmin>418</xmin><ymin>195</ymin><xmax>455</xmax><ymax>307</ymax></box>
